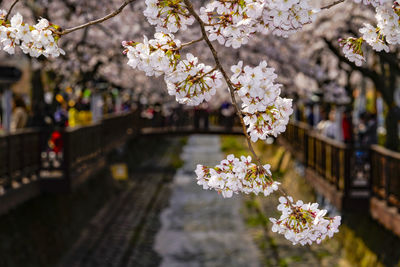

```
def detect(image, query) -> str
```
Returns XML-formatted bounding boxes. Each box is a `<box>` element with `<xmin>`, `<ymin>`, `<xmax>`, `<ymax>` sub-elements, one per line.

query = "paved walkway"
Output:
<box><xmin>154</xmin><ymin>135</ymin><xmax>261</xmax><ymax>267</ymax></box>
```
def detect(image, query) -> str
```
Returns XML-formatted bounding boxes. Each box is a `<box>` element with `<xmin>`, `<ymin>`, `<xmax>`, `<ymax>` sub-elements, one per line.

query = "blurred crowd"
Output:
<box><xmin>0</xmin><ymin>87</ymin><xmax>137</xmax><ymax>133</ymax></box>
<box><xmin>294</xmin><ymin>104</ymin><xmax>378</xmax><ymax>148</ymax></box>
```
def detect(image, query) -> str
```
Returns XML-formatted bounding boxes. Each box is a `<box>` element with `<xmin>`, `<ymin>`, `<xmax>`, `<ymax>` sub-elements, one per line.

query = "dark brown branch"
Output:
<box><xmin>4</xmin><ymin>0</ymin><xmax>20</xmax><ymax>21</ymax></box>
<box><xmin>58</xmin><ymin>0</ymin><xmax>137</xmax><ymax>35</ymax></box>
<box><xmin>320</xmin><ymin>0</ymin><xmax>346</xmax><ymax>10</ymax></box>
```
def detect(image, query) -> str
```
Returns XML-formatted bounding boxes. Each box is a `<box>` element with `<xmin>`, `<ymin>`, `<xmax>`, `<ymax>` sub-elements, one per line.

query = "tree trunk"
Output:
<box><xmin>385</xmin><ymin>106</ymin><xmax>400</xmax><ymax>151</ymax></box>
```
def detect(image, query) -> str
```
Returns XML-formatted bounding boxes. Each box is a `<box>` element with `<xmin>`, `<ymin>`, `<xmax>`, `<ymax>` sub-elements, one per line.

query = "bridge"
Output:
<box><xmin>140</xmin><ymin>125</ymin><xmax>243</xmax><ymax>136</ymax></box>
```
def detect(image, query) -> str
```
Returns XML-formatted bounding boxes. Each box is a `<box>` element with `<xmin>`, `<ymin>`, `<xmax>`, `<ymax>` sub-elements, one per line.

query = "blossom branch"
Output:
<box><xmin>183</xmin><ymin>0</ymin><xmax>262</xmax><ymax>167</ymax></box>
<box><xmin>58</xmin><ymin>0</ymin><xmax>137</xmax><ymax>35</ymax></box>
<box><xmin>4</xmin><ymin>0</ymin><xmax>20</xmax><ymax>22</ymax></box>
<box><xmin>183</xmin><ymin>0</ymin><xmax>298</xmax><ymax>207</ymax></box>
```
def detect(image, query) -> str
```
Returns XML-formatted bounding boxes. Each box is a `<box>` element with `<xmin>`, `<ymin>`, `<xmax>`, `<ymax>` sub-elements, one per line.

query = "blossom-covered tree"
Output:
<box><xmin>298</xmin><ymin>0</ymin><xmax>400</xmax><ymax>149</ymax></box>
<box><xmin>2</xmin><ymin>0</ymin><xmax>400</xmax><ymax>245</ymax></box>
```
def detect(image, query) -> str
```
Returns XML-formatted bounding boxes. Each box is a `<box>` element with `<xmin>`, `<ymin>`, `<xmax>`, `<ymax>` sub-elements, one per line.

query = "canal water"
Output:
<box><xmin>154</xmin><ymin>135</ymin><xmax>262</xmax><ymax>267</ymax></box>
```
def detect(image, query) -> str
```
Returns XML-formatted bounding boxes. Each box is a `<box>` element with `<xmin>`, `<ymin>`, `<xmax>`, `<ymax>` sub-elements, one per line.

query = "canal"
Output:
<box><xmin>0</xmin><ymin>135</ymin><xmax>399</xmax><ymax>267</ymax></box>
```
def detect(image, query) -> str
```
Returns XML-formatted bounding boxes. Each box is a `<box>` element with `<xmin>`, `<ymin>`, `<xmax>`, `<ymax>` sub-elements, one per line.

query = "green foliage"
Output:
<box><xmin>220</xmin><ymin>135</ymin><xmax>247</xmax><ymax>156</ymax></box>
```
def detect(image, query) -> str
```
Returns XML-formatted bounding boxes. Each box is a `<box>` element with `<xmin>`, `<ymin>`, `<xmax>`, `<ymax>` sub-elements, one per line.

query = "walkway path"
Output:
<box><xmin>154</xmin><ymin>135</ymin><xmax>261</xmax><ymax>267</ymax></box>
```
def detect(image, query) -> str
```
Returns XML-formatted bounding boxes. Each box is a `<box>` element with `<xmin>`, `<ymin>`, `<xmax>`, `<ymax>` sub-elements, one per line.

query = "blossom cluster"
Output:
<box><xmin>195</xmin><ymin>154</ymin><xmax>280</xmax><ymax>198</ymax></box>
<box><xmin>0</xmin><ymin>11</ymin><xmax>64</xmax><ymax>57</ymax></box>
<box><xmin>122</xmin><ymin>33</ymin><xmax>223</xmax><ymax>105</ymax></box>
<box><xmin>339</xmin><ymin>37</ymin><xmax>365</xmax><ymax>66</ymax></box>
<box><xmin>144</xmin><ymin>0</ymin><xmax>194</xmax><ymax>33</ymax></box>
<box><xmin>376</xmin><ymin>2</ymin><xmax>400</xmax><ymax>45</ymax></box>
<box><xmin>231</xmin><ymin>61</ymin><xmax>293</xmax><ymax>141</ymax></box>
<box><xmin>270</xmin><ymin>196</ymin><xmax>341</xmax><ymax>245</ymax></box>
<box><xmin>259</xmin><ymin>0</ymin><xmax>319</xmax><ymax>38</ymax></box>
<box><xmin>199</xmin><ymin>0</ymin><xmax>319</xmax><ymax>49</ymax></box>
<box><xmin>164</xmin><ymin>53</ymin><xmax>223</xmax><ymax>105</ymax></box>
<box><xmin>341</xmin><ymin>1</ymin><xmax>400</xmax><ymax>63</ymax></box>
<box><xmin>122</xmin><ymin>33</ymin><xmax>181</xmax><ymax>77</ymax></box>
<box><xmin>199</xmin><ymin>0</ymin><xmax>264</xmax><ymax>48</ymax></box>
<box><xmin>360</xmin><ymin>23</ymin><xmax>389</xmax><ymax>52</ymax></box>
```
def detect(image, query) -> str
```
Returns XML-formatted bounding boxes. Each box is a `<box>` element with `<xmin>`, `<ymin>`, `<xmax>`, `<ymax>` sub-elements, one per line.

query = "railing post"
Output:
<box><xmin>343</xmin><ymin>146</ymin><xmax>352</xmax><ymax>201</ymax></box>
<box><xmin>384</xmin><ymin>155</ymin><xmax>390</xmax><ymax>203</ymax></box>
<box><xmin>62</xmin><ymin>130</ymin><xmax>71</xmax><ymax>188</ymax></box>
<box><xmin>304</xmin><ymin>128</ymin><xmax>308</xmax><ymax>168</ymax></box>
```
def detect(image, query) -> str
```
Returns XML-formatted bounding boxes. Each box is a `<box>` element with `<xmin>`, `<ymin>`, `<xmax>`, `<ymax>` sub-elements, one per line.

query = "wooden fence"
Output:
<box><xmin>0</xmin><ymin>111</ymin><xmax>139</xmax><ymax>215</ymax></box>
<box><xmin>371</xmin><ymin>145</ymin><xmax>400</xmax><ymax>211</ymax></box>
<box><xmin>0</xmin><ymin>129</ymin><xmax>41</xmax><ymax>190</ymax></box>
<box><xmin>40</xmin><ymin>111</ymin><xmax>138</xmax><ymax>191</ymax></box>
<box><xmin>281</xmin><ymin>121</ymin><xmax>365</xmax><ymax>210</ymax></box>
<box><xmin>282</xmin><ymin>120</ymin><xmax>400</xmax><ymax>237</ymax></box>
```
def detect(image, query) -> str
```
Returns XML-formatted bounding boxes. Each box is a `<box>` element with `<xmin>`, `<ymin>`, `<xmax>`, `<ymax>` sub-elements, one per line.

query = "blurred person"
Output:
<box><xmin>358</xmin><ymin>112</ymin><xmax>378</xmax><ymax>146</ymax></box>
<box><xmin>306</xmin><ymin>104</ymin><xmax>314</xmax><ymax>126</ymax></box>
<box><xmin>10</xmin><ymin>95</ymin><xmax>28</xmax><ymax>131</ymax></box>
<box><xmin>342</xmin><ymin>108</ymin><xmax>353</xmax><ymax>144</ymax></box>
<box><xmin>194</xmin><ymin>102</ymin><xmax>209</xmax><ymax>130</ymax></box>
<box><xmin>323</xmin><ymin>109</ymin><xmax>337</xmax><ymax>139</ymax></box>
<box><xmin>316</xmin><ymin>108</ymin><xmax>337</xmax><ymax>139</ymax></box>
<box><xmin>220</xmin><ymin>101</ymin><xmax>235</xmax><ymax>130</ymax></box>
<box><xmin>54</xmin><ymin>101</ymin><xmax>69</xmax><ymax>128</ymax></box>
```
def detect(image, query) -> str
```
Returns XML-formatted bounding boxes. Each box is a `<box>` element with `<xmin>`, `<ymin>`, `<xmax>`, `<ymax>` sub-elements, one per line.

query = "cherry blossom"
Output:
<box><xmin>0</xmin><ymin>11</ymin><xmax>64</xmax><ymax>57</ymax></box>
<box><xmin>144</xmin><ymin>0</ymin><xmax>194</xmax><ymax>33</ymax></box>
<box><xmin>360</xmin><ymin>23</ymin><xmax>389</xmax><ymax>52</ymax></box>
<box><xmin>259</xmin><ymin>0</ymin><xmax>319</xmax><ymax>38</ymax></box>
<box><xmin>195</xmin><ymin>154</ymin><xmax>280</xmax><ymax>198</ymax></box>
<box><xmin>199</xmin><ymin>0</ymin><xmax>264</xmax><ymax>48</ymax></box>
<box><xmin>339</xmin><ymin>37</ymin><xmax>365</xmax><ymax>66</ymax></box>
<box><xmin>165</xmin><ymin>53</ymin><xmax>223</xmax><ymax>105</ymax></box>
<box><xmin>122</xmin><ymin>32</ymin><xmax>181</xmax><ymax>77</ymax></box>
<box><xmin>270</xmin><ymin>196</ymin><xmax>341</xmax><ymax>245</ymax></box>
<box><xmin>376</xmin><ymin>3</ymin><xmax>400</xmax><ymax>45</ymax></box>
<box><xmin>340</xmin><ymin>1</ymin><xmax>400</xmax><ymax>62</ymax></box>
<box><xmin>231</xmin><ymin>60</ymin><xmax>293</xmax><ymax>141</ymax></box>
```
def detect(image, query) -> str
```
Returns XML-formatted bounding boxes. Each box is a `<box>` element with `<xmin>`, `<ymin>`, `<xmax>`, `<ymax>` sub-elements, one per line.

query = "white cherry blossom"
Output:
<box><xmin>122</xmin><ymin>32</ymin><xmax>181</xmax><ymax>77</ymax></box>
<box><xmin>0</xmin><ymin>12</ymin><xmax>64</xmax><ymax>57</ymax></box>
<box><xmin>270</xmin><ymin>196</ymin><xmax>341</xmax><ymax>245</ymax></box>
<box><xmin>231</xmin><ymin>60</ymin><xmax>293</xmax><ymax>141</ymax></box>
<box><xmin>195</xmin><ymin>154</ymin><xmax>280</xmax><ymax>198</ymax></box>
<box><xmin>164</xmin><ymin>53</ymin><xmax>223</xmax><ymax>105</ymax></box>
<box><xmin>144</xmin><ymin>0</ymin><xmax>194</xmax><ymax>33</ymax></box>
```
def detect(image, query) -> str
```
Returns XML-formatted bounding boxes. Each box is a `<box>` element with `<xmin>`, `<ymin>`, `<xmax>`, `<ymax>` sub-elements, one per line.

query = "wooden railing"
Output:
<box><xmin>371</xmin><ymin>145</ymin><xmax>400</xmax><ymax>211</ymax></box>
<box><xmin>307</xmin><ymin>132</ymin><xmax>351</xmax><ymax>192</ymax></box>
<box><xmin>282</xmin><ymin>121</ymin><xmax>309</xmax><ymax>163</ymax></box>
<box><xmin>281</xmin><ymin>121</ymin><xmax>359</xmax><ymax>210</ymax></box>
<box><xmin>0</xmin><ymin>129</ymin><xmax>41</xmax><ymax>190</ymax></box>
<box><xmin>40</xmin><ymin>111</ymin><xmax>138</xmax><ymax>191</ymax></box>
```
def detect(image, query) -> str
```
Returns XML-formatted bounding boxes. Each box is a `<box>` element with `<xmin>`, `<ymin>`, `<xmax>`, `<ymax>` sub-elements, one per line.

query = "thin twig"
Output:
<box><xmin>180</xmin><ymin>37</ymin><xmax>204</xmax><ymax>48</ymax></box>
<box><xmin>320</xmin><ymin>0</ymin><xmax>346</xmax><ymax>10</ymax></box>
<box><xmin>4</xmin><ymin>0</ymin><xmax>20</xmax><ymax>22</ymax></box>
<box><xmin>58</xmin><ymin>0</ymin><xmax>137</xmax><ymax>35</ymax></box>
